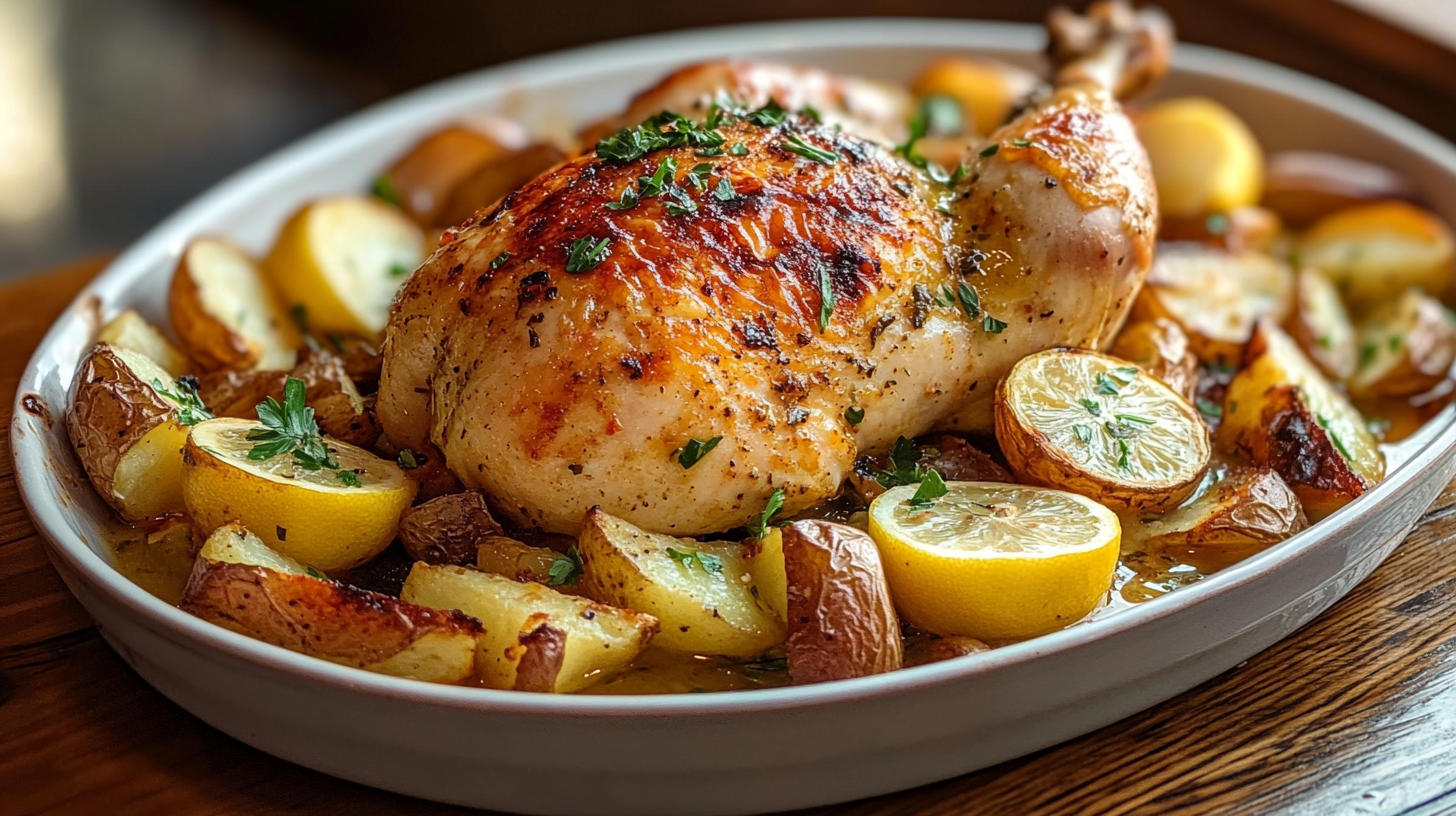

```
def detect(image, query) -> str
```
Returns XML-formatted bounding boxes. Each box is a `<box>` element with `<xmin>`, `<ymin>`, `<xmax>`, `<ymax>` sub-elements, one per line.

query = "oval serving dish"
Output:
<box><xmin>13</xmin><ymin>19</ymin><xmax>1456</xmax><ymax>816</ymax></box>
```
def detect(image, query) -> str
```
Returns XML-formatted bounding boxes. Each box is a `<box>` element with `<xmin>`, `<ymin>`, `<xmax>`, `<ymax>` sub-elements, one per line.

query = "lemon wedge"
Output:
<box><xmin>868</xmin><ymin>481</ymin><xmax>1120</xmax><ymax>641</ymax></box>
<box><xmin>182</xmin><ymin>417</ymin><xmax>416</xmax><ymax>571</ymax></box>
<box><xmin>996</xmin><ymin>348</ymin><xmax>1211</xmax><ymax>515</ymax></box>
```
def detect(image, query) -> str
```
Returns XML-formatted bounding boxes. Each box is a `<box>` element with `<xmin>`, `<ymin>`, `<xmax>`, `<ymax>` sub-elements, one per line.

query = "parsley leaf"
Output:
<box><xmin>783</xmin><ymin>133</ymin><xmax>838</xmax><ymax>165</ymax></box>
<box><xmin>744</xmin><ymin>99</ymin><xmax>788</xmax><ymax>127</ymax></box>
<box><xmin>687</xmin><ymin>162</ymin><xmax>714</xmax><ymax>191</ymax></box>
<box><xmin>818</xmin><ymin>264</ymin><xmax>835</xmax><ymax>333</ymax></box>
<box><xmin>1114</xmin><ymin>413</ymin><xmax>1155</xmax><ymax>426</ymax></box>
<box><xmin>712</xmin><ymin>177</ymin><xmax>738</xmax><ymax>201</ymax></box>
<box><xmin>955</xmin><ymin>282</ymin><xmax>981</xmax><ymax>320</ymax></box>
<box><xmin>336</xmin><ymin>470</ymin><xmax>362</xmax><ymax>488</ymax></box>
<box><xmin>729</xmin><ymin>142</ymin><xmax>748</xmax><ymax>157</ymax></box>
<box><xmin>1196</xmin><ymin>399</ymin><xmax>1223</xmax><ymax>420</ymax></box>
<box><xmin>371</xmin><ymin>174</ymin><xmax>401</xmax><ymax>207</ymax></box>
<box><xmin>396</xmin><ymin>449</ymin><xmax>427</xmax><ymax>469</ymax></box>
<box><xmin>904</xmin><ymin>469</ymin><xmax>948</xmax><ymax>509</ymax></box>
<box><xmin>877</xmin><ymin>436</ymin><xmax>933</xmax><ymax>488</ymax></box>
<box><xmin>245</xmin><ymin>377</ymin><xmax>339</xmax><ymax>471</ymax></box>
<box><xmin>844</xmin><ymin>406</ymin><xmax>865</xmax><ymax>426</ymax></box>
<box><xmin>1079</xmin><ymin>398</ymin><xmax>1102</xmax><ymax>417</ymax></box>
<box><xmin>565</xmin><ymin>236</ymin><xmax>611</xmax><ymax>274</ymax></box>
<box><xmin>747</xmin><ymin>488</ymin><xmax>786</xmax><ymax>540</ymax></box>
<box><xmin>606</xmin><ymin>187</ymin><xmax>639</xmax><ymax>210</ymax></box>
<box><xmin>490</xmin><ymin>251</ymin><xmax>513</xmax><ymax>269</ymax></box>
<box><xmin>152</xmin><ymin>377</ymin><xmax>213</xmax><ymax>426</ymax></box>
<box><xmin>678</xmin><ymin>436</ymin><xmax>722</xmax><ymax>469</ymax></box>
<box><xmin>978</xmin><ymin>143</ymin><xmax>999</xmax><ymax>158</ymax></box>
<box><xmin>666</xmin><ymin>547</ymin><xmax>724</xmax><ymax>574</ymax></box>
<box><xmin>1074</xmin><ymin>424</ymin><xmax>1093</xmax><ymax>443</ymax></box>
<box><xmin>548</xmin><ymin>544</ymin><xmax>583</xmax><ymax>587</ymax></box>
<box><xmin>389</xmin><ymin>263</ymin><xmax>411</xmax><ymax>277</ymax></box>
<box><xmin>982</xmin><ymin>315</ymin><xmax>1008</xmax><ymax>333</ymax></box>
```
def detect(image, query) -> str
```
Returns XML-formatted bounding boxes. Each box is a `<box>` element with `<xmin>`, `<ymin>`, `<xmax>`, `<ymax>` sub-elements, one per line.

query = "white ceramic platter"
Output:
<box><xmin>13</xmin><ymin>19</ymin><xmax>1456</xmax><ymax>816</ymax></box>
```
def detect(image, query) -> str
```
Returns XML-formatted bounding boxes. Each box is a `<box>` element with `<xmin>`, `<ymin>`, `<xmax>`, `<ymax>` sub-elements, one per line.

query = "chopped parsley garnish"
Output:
<box><xmin>246</xmin><ymin>377</ymin><xmax>339</xmax><ymax>471</ymax></box>
<box><xmin>802</xmin><ymin>104</ymin><xmax>823</xmax><ymax>123</ymax></box>
<box><xmin>1095</xmin><ymin>367</ymin><xmax>1139</xmax><ymax>395</ymax></box>
<box><xmin>955</xmin><ymin>282</ymin><xmax>981</xmax><ymax>321</ymax></box>
<box><xmin>1114</xmin><ymin>413</ymin><xmax>1155</xmax><ymax>426</ymax></box>
<box><xmin>687</xmin><ymin>163</ymin><xmax>714</xmax><ymax>191</ymax></box>
<box><xmin>290</xmin><ymin>303</ymin><xmax>310</xmax><ymax>335</ymax></box>
<box><xmin>744</xmin><ymin>99</ymin><xmax>789</xmax><ymax>127</ymax></box>
<box><xmin>712</xmin><ymin>177</ymin><xmax>738</xmax><ymax>201</ymax></box>
<box><xmin>606</xmin><ymin>187</ymin><xmax>639</xmax><ymax>211</ymax></box>
<box><xmin>666</xmin><ymin>546</ymin><xmax>724</xmax><ymax>574</ymax></box>
<box><xmin>664</xmin><ymin>186</ymin><xmax>698</xmax><ymax>217</ymax></box>
<box><xmin>876</xmin><ymin>436</ymin><xmax>933</xmax><ymax>488</ymax></box>
<box><xmin>678</xmin><ymin>436</ymin><xmax>722</xmax><ymax>469</ymax></box>
<box><xmin>1196</xmin><ymin>399</ymin><xmax>1223</xmax><ymax>420</ymax></box>
<box><xmin>1074</xmin><ymin>424</ymin><xmax>1094</xmax><ymax>443</ymax></box>
<box><xmin>982</xmin><ymin>315</ymin><xmax>1008</xmax><ymax>333</ymax></box>
<box><xmin>896</xmin><ymin>96</ymin><xmax>969</xmax><ymax>187</ymax></box>
<box><xmin>783</xmin><ymin>133</ymin><xmax>838</xmax><ymax>165</ymax></box>
<box><xmin>548</xmin><ymin>544</ymin><xmax>583</xmax><ymax>587</ymax></box>
<box><xmin>638</xmin><ymin>158</ymin><xmax>679</xmax><ymax>198</ymax></box>
<box><xmin>844</xmin><ymin>406</ymin><xmax>865</xmax><ymax>426</ymax></box>
<box><xmin>695</xmin><ymin>147</ymin><xmax>724</xmax><ymax>157</ymax></box>
<box><xmin>336</xmin><ymin>470</ymin><xmax>362</xmax><ymax>488</ymax></box>
<box><xmin>729</xmin><ymin>142</ymin><xmax>748</xmax><ymax>157</ymax></box>
<box><xmin>371</xmin><ymin>174</ymin><xmax>401</xmax><ymax>207</ymax></box>
<box><xmin>1079</xmin><ymin>398</ymin><xmax>1102</xmax><ymax>417</ymax></box>
<box><xmin>747</xmin><ymin>488</ymin><xmax>786</xmax><ymax>540</ymax></box>
<box><xmin>818</xmin><ymin>264</ymin><xmax>836</xmax><ymax>333</ymax></box>
<box><xmin>396</xmin><ymin>449</ymin><xmax>427</xmax><ymax>469</ymax></box>
<box><xmin>153</xmin><ymin>377</ymin><xmax>213</xmax><ymax>426</ymax></box>
<box><xmin>1359</xmin><ymin>341</ymin><xmax>1378</xmax><ymax>369</ymax></box>
<box><xmin>1011</xmin><ymin>138</ymin><xmax>1033</xmax><ymax>148</ymax></box>
<box><xmin>978</xmin><ymin>143</ymin><xmax>1000</xmax><ymax>158</ymax></box>
<box><xmin>741</xmin><ymin>655</ymin><xmax>789</xmax><ymax>676</ymax></box>
<box><xmin>904</xmin><ymin>469</ymin><xmax>948</xmax><ymax>509</ymax></box>
<box><xmin>1317</xmin><ymin>414</ymin><xmax>1353</xmax><ymax>460</ymax></box>
<box><xmin>305</xmin><ymin>565</ymin><xmax>328</xmax><ymax>580</ymax></box>
<box><xmin>564</xmin><ymin>236</ymin><xmax>612</xmax><ymax>274</ymax></box>
<box><xmin>490</xmin><ymin>251</ymin><xmax>513</xmax><ymax>269</ymax></box>
<box><xmin>389</xmin><ymin>263</ymin><xmax>411</xmax><ymax>277</ymax></box>
<box><xmin>1115</xmin><ymin>438</ymin><xmax>1132</xmax><ymax>470</ymax></box>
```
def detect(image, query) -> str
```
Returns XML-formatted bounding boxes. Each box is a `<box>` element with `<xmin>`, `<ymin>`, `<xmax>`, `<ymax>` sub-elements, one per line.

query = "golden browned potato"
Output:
<box><xmin>197</xmin><ymin>355</ymin><xmax>377</xmax><ymax>447</ymax></box>
<box><xmin>436</xmin><ymin>143</ymin><xmax>567</xmax><ymax>228</ymax></box>
<box><xmin>577</xmin><ymin>508</ymin><xmax>784</xmax><ymax>657</ymax></box>
<box><xmin>96</xmin><ymin>309</ymin><xmax>191</xmax><ymax>377</ymax></box>
<box><xmin>1218</xmin><ymin>320</ymin><xmax>1384</xmax><ymax>518</ymax></box>
<box><xmin>67</xmin><ymin>344</ymin><xmax>204</xmax><ymax>521</ymax></box>
<box><xmin>1133</xmin><ymin>242</ymin><xmax>1295</xmax><ymax>364</ymax></box>
<box><xmin>397</xmin><ymin>491</ymin><xmax>503</xmax><ymax>566</ymax></box>
<box><xmin>910</xmin><ymin>56</ymin><xmax>1039</xmax><ymax>137</ymax></box>
<box><xmin>744</xmin><ymin>528</ymin><xmax>788</xmax><ymax>622</ymax></box>
<box><xmin>264</xmin><ymin>196</ymin><xmax>427</xmax><ymax>339</ymax></box>
<box><xmin>996</xmin><ymin>348</ymin><xmax>1211</xmax><ymax>514</ymax></box>
<box><xmin>181</xmin><ymin>523</ymin><xmax>481</xmax><ymax>683</ymax></box>
<box><xmin>476</xmin><ymin>536</ymin><xmax>571</xmax><ymax>586</ymax></box>
<box><xmin>1348</xmin><ymin>288</ymin><xmax>1456</xmax><ymax>398</ymax></box>
<box><xmin>1127</xmin><ymin>466</ymin><xmax>1308</xmax><ymax>569</ymax></box>
<box><xmin>1263</xmin><ymin>151</ymin><xmax>1417</xmax><ymax>227</ymax></box>
<box><xmin>1135</xmin><ymin>97</ymin><xmax>1264</xmax><ymax>218</ymax></box>
<box><xmin>401</xmin><ymin>562</ymin><xmax>658</xmax><ymax>692</ymax></box>
<box><xmin>779</xmin><ymin>520</ymin><xmax>902</xmax><ymax>685</ymax></box>
<box><xmin>1158</xmin><ymin>207</ymin><xmax>1283</xmax><ymax>256</ymax></box>
<box><xmin>1299</xmin><ymin>201</ymin><xmax>1455</xmax><ymax>310</ymax></box>
<box><xmin>1284</xmin><ymin>267</ymin><xmax>1358</xmax><ymax>381</ymax></box>
<box><xmin>377</xmin><ymin>124</ymin><xmax>513</xmax><ymax>227</ymax></box>
<box><xmin>1109</xmin><ymin>317</ymin><xmax>1199</xmax><ymax>401</ymax></box>
<box><xmin>169</xmin><ymin>237</ymin><xmax>300</xmax><ymax>372</ymax></box>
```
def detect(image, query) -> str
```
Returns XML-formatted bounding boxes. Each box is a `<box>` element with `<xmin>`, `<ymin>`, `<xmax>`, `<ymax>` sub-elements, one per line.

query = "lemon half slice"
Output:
<box><xmin>868</xmin><ymin>481</ymin><xmax>1120</xmax><ymax>641</ymax></box>
<box><xmin>182</xmin><ymin>417</ymin><xmax>416</xmax><ymax>571</ymax></box>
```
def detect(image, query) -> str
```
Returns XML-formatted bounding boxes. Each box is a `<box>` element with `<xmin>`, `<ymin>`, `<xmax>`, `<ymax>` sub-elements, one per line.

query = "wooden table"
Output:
<box><xmin>7</xmin><ymin>265</ymin><xmax>1456</xmax><ymax>816</ymax></box>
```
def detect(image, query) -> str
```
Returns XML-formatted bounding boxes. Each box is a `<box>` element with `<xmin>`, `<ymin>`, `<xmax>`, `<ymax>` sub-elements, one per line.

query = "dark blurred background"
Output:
<box><xmin>2</xmin><ymin>0</ymin><xmax>1454</xmax><ymax>282</ymax></box>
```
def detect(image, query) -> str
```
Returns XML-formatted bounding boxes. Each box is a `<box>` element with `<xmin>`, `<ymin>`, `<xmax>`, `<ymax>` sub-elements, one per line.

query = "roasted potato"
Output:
<box><xmin>903</xmin><ymin>634</ymin><xmax>990</xmax><ymax>668</ymax></box>
<box><xmin>401</xmin><ymin>562</ymin><xmax>658</xmax><ymax>692</ymax></box>
<box><xmin>910</xmin><ymin>56</ymin><xmax>1039</xmax><ymax>137</ymax></box>
<box><xmin>1299</xmin><ymin>201</ymin><xmax>1455</xmax><ymax>310</ymax></box>
<box><xmin>169</xmin><ymin>237</ymin><xmax>300</xmax><ymax>372</ymax></box>
<box><xmin>181</xmin><ymin>523</ymin><xmax>481</xmax><ymax>683</ymax></box>
<box><xmin>1135</xmin><ymin>97</ymin><xmax>1264</xmax><ymax>218</ymax></box>
<box><xmin>1127</xmin><ymin>466</ymin><xmax>1308</xmax><ymax>570</ymax></box>
<box><xmin>1109</xmin><ymin>317</ymin><xmax>1199</xmax><ymax>401</ymax></box>
<box><xmin>1219</xmin><ymin>321</ymin><xmax>1384</xmax><ymax>518</ymax></box>
<box><xmin>96</xmin><ymin>309</ymin><xmax>190</xmax><ymax>377</ymax></box>
<box><xmin>110</xmin><ymin>518</ymin><xmax>198</xmax><ymax>604</ymax></box>
<box><xmin>1284</xmin><ymin>267</ymin><xmax>1358</xmax><ymax>381</ymax></box>
<box><xmin>264</xmin><ymin>196</ymin><xmax>427</xmax><ymax>339</ymax></box>
<box><xmin>196</xmin><ymin>355</ymin><xmax>378</xmax><ymax>447</ymax></box>
<box><xmin>744</xmin><ymin>528</ymin><xmax>788</xmax><ymax>623</ymax></box>
<box><xmin>398</xmin><ymin>491</ymin><xmax>503</xmax><ymax>566</ymax></box>
<box><xmin>1348</xmin><ymin>288</ymin><xmax>1456</xmax><ymax>398</ymax></box>
<box><xmin>476</xmin><ymin>536</ymin><xmax>570</xmax><ymax>585</ymax></box>
<box><xmin>780</xmin><ymin>520</ymin><xmax>902</xmax><ymax>685</ymax></box>
<box><xmin>1263</xmin><ymin>151</ymin><xmax>1417</xmax><ymax>227</ymax></box>
<box><xmin>850</xmin><ymin>434</ymin><xmax>1010</xmax><ymax>504</ymax></box>
<box><xmin>67</xmin><ymin>344</ymin><xmax>200</xmax><ymax>521</ymax></box>
<box><xmin>577</xmin><ymin>508</ymin><xmax>784</xmax><ymax>656</ymax></box>
<box><xmin>377</xmin><ymin>123</ymin><xmax>515</xmax><ymax>227</ymax></box>
<box><xmin>436</xmin><ymin>143</ymin><xmax>567</xmax><ymax>228</ymax></box>
<box><xmin>1133</xmin><ymin>242</ymin><xmax>1295</xmax><ymax>364</ymax></box>
<box><xmin>996</xmin><ymin>348</ymin><xmax>1211</xmax><ymax>514</ymax></box>
<box><xmin>1158</xmin><ymin>207</ymin><xmax>1282</xmax><ymax>255</ymax></box>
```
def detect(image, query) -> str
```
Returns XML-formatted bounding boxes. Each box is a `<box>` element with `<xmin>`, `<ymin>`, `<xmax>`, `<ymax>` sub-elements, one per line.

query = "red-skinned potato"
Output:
<box><xmin>398</xmin><ymin>491</ymin><xmax>503</xmax><ymax>566</ymax></box>
<box><xmin>378</xmin><ymin>123</ymin><xmax>514</xmax><ymax>227</ymax></box>
<box><xmin>780</xmin><ymin>520</ymin><xmax>902</xmax><ymax>684</ymax></box>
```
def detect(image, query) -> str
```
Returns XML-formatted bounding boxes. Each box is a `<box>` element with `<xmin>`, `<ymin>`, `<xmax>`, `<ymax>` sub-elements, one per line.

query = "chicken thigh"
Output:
<box><xmin>378</xmin><ymin>2</ymin><xmax>1169</xmax><ymax>535</ymax></box>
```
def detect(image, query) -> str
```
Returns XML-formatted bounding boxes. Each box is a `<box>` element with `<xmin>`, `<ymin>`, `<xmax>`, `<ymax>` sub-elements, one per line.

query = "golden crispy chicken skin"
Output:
<box><xmin>380</xmin><ymin>1</ymin><xmax>1166</xmax><ymax>535</ymax></box>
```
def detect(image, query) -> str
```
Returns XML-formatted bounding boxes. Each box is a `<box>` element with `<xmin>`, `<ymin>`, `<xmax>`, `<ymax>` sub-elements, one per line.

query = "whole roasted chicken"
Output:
<box><xmin>379</xmin><ymin>3</ymin><xmax>1171</xmax><ymax>535</ymax></box>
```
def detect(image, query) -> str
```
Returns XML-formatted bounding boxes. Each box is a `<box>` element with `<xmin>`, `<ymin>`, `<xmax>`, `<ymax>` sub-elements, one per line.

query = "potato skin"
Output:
<box><xmin>398</xmin><ymin>491</ymin><xmax>503</xmax><ymax>566</ymax></box>
<box><xmin>781</xmin><ymin>520</ymin><xmax>902</xmax><ymax>685</ymax></box>
<box><xmin>180</xmin><ymin>557</ymin><xmax>482</xmax><ymax>680</ymax></box>
<box><xmin>1348</xmin><ymin>289</ymin><xmax>1456</xmax><ymax>399</ymax></box>
<box><xmin>1110</xmin><ymin>318</ymin><xmax>1199</xmax><ymax>401</ymax></box>
<box><xmin>197</xmin><ymin>354</ymin><xmax>378</xmax><ymax>446</ymax></box>
<box><xmin>1136</xmin><ymin>467</ymin><xmax>1308</xmax><ymax>566</ymax></box>
<box><xmin>169</xmin><ymin>252</ymin><xmax>256</xmax><ymax>371</ymax></box>
<box><xmin>67</xmin><ymin>344</ymin><xmax>185</xmax><ymax>520</ymax></box>
<box><xmin>437</xmin><ymin>143</ymin><xmax>567</xmax><ymax>228</ymax></box>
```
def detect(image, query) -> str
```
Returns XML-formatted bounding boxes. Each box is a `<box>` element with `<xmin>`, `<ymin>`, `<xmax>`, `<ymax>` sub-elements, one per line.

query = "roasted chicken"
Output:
<box><xmin>379</xmin><ymin>2</ymin><xmax>1170</xmax><ymax>535</ymax></box>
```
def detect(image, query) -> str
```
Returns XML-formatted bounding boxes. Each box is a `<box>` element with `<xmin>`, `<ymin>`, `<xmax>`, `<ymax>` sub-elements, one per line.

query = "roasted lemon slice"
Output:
<box><xmin>182</xmin><ymin>417</ymin><xmax>416</xmax><ymax>571</ymax></box>
<box><xmin>868</xmin><ymin>481</ymin><xmax>1119</xmax><ymax>641</ymax></box>
<box><xmin>996</xmin><ymin>348</ymin><xmax>1211</xmax><ymax>515</ymax></box>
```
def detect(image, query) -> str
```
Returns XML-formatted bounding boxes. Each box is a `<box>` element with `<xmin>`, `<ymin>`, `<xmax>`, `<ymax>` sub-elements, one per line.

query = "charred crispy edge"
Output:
<box><xmin>1244</xmin><ymin>384</ymin><xmax>1371</xmax><ymax>514</ymax></box>
<box><xmin>66</xmin><ymin>345</ymin><xmax>176</xmax><ymax>515</ymax></box>
<box><xmin>180</xmin><ymin>559</ymin><xmax>483</xmax><ymax>666</ymax></box>
<box><xmin>511</xmin><ymin>615</ymin><xmax>569</xmax><ymax>692</ymax></box>
<box><xmin>782</xmin><ymin>519</ymin><xmax>902</xmax><ymax>685</ymax></box>
<box><xmin>168</xmin><ymin>248</ymin><xmax>256</xmax><ymax>371</ymax></box>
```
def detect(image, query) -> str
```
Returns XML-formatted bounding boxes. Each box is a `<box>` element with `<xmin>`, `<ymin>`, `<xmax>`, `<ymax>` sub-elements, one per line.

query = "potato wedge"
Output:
<box><xmin>1128</xmin><ymin>466</ymin><xmax>1308</xmax><ymax>569</ymax></box>
<box><xmin>264</xmin><ymin>196</ymin><xmax>427</xmax><ymax>339</ymax></box>
<box><xmin>744</xmin><ymin>528</ymin><xmax>788</xmax><ymax>623</ymax></box>
<box><xmin>1109</xmin><ymin>318</ymin><xmax>1199</xmax><ymax>401</ymax></box>
<box><xmin>398</xmin><ymin>491</ymin><xmax>503</xmax><ymax>566</ymax></box>
<box><xmin>1219</xmin><ymin>321</ymin><xmax>1384</xmax><ymax>518</ymax></box>
<box><xmin>476</xmin><ymin>536</ymin><xmax>570</xmax><ymax>584</ymax></box>
<box><xmin>181</xmin><ymin>523</ymin><xmax>481</xmax><ymax>683</ymax></box>
<box><xmin>169</xmin><ymin>237</ymin><xmax>300</xmax><ymax>372</ymax></box>
<box><xmin>1285</xmin><ymin>267</ymin><xmax>1358</xmax><ymax>381</ymax></box>
<box><xmin>780</xmin><ymin>520</ymin><xmax>902</xmax><ymax>685</ymax></box>
<box><xmin>577</xmin><ymin>508</ymin><xmax>784</xmax><ymax>657</ymax></box>
<box><xmin>401</xmin><ymin>562</ymin><xmax>657</xmax><ymax>692</ymax></box>
<box><xmin>910</xmin><ymin>56</ymin><xmax>1038</xmax><ymax>137</ymax></box>
<box><xmin>1348</xmin><ymin>288</ymin><xmax>1456</xmax><ymax>398</ymax></box>
<box><xmin>1299</xmin><ymin>201</ymin><xmax>1455</xmax><ymax>310</ymax></box>
<box><xmin>67</xmin><ymin>344</ymin><xmax>203</xmax><ymax>521</ymax></box>
<box><xmin>1135</xmin><ymin>97</ymin><xmax>1264</xmax><ymax>218</ymax></box>
<box><xmin>1133</xmin><ymin>242</ymin><xmax>1295</xmax><ymax>364</ymax></box>
<box><xmin>436</xmin><ymin>143</ymin><xmax>567</xmax><ymax>228</ymax></box>
<box><xmin>196</xmin><ymin>355</ymin><xmax>378</xmax><ymax>447</ymax></box>
<box><xmin>1263</xmin><ymin>151</ymin><xmax>1417</xmax><ymax>227</ymax></box>
<box><xmin>97</xmin><ymin>309</ymin><xmax>190</xmax><ymax>377</ymax></box>
<box><xmin>996</xmin><ymin>348</ymin><xmax>1211</xmax><ymax>514</ymax></box>
<box><xmin>377</xmin><ymin>123</ymin><xmax>512</xmax><ymax>227</ymax></box>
